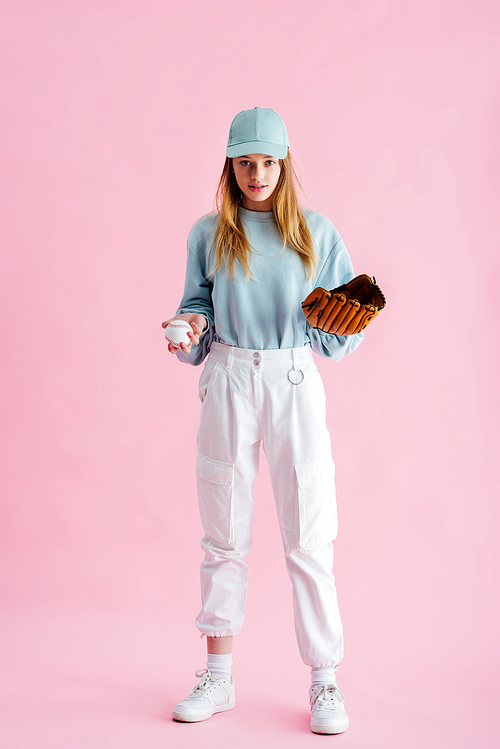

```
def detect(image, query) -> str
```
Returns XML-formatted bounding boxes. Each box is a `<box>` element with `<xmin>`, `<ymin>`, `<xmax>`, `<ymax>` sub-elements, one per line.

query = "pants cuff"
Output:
<box><xmin>198</xmin><ymin>630</ymin><xmax>240</xmax><ymax>639</ymax></box>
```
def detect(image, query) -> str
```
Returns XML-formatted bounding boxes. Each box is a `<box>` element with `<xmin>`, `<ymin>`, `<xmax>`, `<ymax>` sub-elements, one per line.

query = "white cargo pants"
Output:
<box><xmin>195</xmin><ymin>342</ymin><xmax>343</xmax><ymax>669</ymax></box>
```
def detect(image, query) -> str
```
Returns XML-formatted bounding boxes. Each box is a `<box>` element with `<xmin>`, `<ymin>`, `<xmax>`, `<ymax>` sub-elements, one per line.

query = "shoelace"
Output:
<box><xmin>189</xmin><ymin>669</ymin><xmax>225</xmax><ymax>697</ymax></box>
<box><xmin>310</xmin><ymin>683</ymin><xmax>345</xmax><ymax>710</ymax></box>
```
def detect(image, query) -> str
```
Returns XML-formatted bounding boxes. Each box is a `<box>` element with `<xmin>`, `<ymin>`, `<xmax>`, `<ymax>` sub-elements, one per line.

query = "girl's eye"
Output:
<box><xmin>238</xmin><ymin>160</ymin><xmax>275</xmax><ymax>166</ymax></box>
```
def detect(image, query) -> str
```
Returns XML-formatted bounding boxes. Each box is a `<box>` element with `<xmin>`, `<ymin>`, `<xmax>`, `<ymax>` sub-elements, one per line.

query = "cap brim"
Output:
<box><xmin>227</xmin><ymin>141</ymin><xmax>288</xmax><ymax>159</ymax></box>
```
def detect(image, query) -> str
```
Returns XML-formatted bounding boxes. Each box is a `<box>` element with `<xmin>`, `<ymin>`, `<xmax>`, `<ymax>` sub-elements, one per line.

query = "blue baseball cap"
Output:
<box><xmin>226</xmin><ymin>107</ymin><xmax>289</xmax><ymax>159</ymax></box>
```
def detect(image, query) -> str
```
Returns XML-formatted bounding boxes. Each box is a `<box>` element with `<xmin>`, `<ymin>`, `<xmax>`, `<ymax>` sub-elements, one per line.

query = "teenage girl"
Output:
<box><xmin>162</xmin><ymin>107</ymin><xmax>363</xmax><ymax>735</ymax></box>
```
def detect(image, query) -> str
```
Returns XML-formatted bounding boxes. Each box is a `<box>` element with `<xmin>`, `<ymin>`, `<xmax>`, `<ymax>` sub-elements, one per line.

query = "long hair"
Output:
<box><xmin>208</xmin><ymin>152</ymin><xmax>316</xmax><ymax>281</ymax></box>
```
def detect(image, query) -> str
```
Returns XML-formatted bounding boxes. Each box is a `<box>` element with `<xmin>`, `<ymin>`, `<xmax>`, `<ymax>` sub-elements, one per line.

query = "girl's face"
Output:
<box><xmin>232</xmin><ymin>154</ymin><xmax>281</xmax><ymax>212</ymax></box>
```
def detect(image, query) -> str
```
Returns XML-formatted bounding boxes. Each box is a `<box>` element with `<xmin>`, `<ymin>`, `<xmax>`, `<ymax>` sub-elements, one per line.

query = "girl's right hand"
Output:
<box><xmin>161</xmin><ymin>313</ymin><xmax>207</xmax><ymax>355</ymax></box>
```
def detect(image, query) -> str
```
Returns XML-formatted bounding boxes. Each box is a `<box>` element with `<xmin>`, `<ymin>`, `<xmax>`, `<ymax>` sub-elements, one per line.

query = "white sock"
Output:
<box><xmin>311</xmin><ymin>667</ymin><xmax>337</xmax><ymax>685</ymax></box>
<box><xmin>207</xmin><ymin>652</ymin><xmax>233</xmax><ymax>680</ymax></box>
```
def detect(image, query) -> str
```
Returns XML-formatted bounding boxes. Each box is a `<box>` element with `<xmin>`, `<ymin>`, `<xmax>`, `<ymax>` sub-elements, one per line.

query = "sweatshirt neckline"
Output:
<box><xmin>238</xmin><ymin>206</ymin><xmax>275</xmax><ymax>222</ymax></box>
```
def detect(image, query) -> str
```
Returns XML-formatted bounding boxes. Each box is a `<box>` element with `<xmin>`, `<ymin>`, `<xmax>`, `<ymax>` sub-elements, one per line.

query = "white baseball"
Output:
<box><xmin>165</xmin><ymin>320</ymin><xmax>193</xmax><ymax>347</ymax></box>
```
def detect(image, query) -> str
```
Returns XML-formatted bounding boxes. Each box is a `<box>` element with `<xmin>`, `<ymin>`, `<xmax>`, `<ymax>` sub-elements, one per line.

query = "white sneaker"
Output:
<box><xmin>309</xmin><ymin>683</ymin><xmax>349</xmax><ymax>734</ymax></box>
<box><xmin>172</xmin><ymin>669</ymin><xmax>235</xmax><ymax>723</ymax></box>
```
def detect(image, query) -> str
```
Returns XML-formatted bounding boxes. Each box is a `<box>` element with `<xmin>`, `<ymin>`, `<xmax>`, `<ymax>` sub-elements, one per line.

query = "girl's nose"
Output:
<box><xmin>251</xmin><ymin>165</ymin><xmax>264</xmax><ymax>181</ymax></box>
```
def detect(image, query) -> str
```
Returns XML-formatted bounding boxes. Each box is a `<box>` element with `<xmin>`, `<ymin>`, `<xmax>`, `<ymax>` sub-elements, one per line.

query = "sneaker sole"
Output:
<box><xmin>172</xmin><ymin>702</ymin><xmax>236</xmax><ymax>723</ymax></box>
<box><xmin>310</xmin><ymin>720</ymin><xmax>349</xmax><ymax>735</ymax></box>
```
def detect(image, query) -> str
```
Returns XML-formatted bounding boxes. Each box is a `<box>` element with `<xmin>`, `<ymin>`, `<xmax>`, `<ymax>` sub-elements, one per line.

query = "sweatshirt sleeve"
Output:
<box><xmin>174</xmin><ymin>222</ymin><xmax>216</xmax><ymax>366</ymax></box>
<box><xmin>176</xmin><ymin>240</ymin><xmax>215</xmax><ymax>323</ymax></box>
<box><xmin>306</xmin><ymin>235</ymin><xmax>364</xmax><ymax>361</ymax></box>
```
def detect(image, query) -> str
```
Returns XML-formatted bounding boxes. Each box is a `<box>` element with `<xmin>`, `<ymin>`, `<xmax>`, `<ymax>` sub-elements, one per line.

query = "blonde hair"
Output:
<box><xmin>208</xmin><ymin>152</ymin><xmax>316</xmax><ymax>281</ymax></box>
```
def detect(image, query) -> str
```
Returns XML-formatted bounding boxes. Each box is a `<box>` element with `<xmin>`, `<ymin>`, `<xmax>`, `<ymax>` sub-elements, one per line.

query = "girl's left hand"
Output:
<box><xmin>161</xmin><ymin>313</ymin><xmax>207</xmax><ymax>355</ymax></box>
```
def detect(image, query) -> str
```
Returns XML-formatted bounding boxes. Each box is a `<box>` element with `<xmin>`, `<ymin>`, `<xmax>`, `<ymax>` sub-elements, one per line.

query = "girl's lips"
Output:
<box><xmin>249</xmin><ymin>185</ymin><xmax>267</xmax><ymax>192</ymax></box>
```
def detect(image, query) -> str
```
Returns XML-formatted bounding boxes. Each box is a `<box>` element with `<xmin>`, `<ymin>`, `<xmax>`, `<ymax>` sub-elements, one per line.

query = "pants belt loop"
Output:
<box><xmin>226</xmin><ymin>346</ymin><xmax>234</xmax><ymax>369</ymax></box>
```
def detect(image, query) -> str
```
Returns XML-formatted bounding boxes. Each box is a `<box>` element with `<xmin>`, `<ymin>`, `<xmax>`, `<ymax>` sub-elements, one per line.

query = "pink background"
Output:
<box><xmin>1</xmin><ymin>0</ymin><xmax>499</xmax><ymax>746</ymax></box>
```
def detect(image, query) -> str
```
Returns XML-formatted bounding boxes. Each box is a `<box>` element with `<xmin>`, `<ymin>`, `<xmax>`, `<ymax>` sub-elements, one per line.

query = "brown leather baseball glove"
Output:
<box><xmin>302</xmin><ymin>274</ymin><xmax>386</xmax><ymax>335</ymax></box>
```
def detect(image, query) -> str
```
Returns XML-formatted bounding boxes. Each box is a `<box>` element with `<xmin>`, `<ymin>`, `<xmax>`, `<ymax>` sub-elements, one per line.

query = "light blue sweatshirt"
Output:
<box><xmin>175</xmin><ymin>206</ymin><xmax>363</xmax><ymax>365</ymax></box>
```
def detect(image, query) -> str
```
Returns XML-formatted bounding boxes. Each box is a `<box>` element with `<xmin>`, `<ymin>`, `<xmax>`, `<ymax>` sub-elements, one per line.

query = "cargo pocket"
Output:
<box><xmin>294</xmin><ymin>456</ymin><xmax>338</xmax><ymax>549</ymax></box>
<box><xmin>196</xmin><ymin>452</ymin><xmax>234</xmax><ymax>545</ymax></box>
